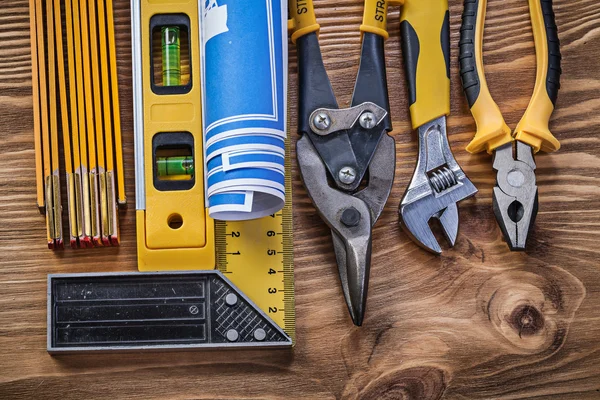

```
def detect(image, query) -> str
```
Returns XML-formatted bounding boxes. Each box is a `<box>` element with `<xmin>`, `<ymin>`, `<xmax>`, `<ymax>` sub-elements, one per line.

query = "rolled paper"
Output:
<box><xmin>200</xmin><ymin>0</ymin><xmax>287</xmax><ymax>221</ymax></box>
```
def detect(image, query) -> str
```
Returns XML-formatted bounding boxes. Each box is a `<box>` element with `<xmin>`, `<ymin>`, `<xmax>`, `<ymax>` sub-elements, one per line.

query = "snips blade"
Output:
<box><xmin>297</xmin><ymin>134</ymin><xmax>395</xmax><ymax>326</ymax></box>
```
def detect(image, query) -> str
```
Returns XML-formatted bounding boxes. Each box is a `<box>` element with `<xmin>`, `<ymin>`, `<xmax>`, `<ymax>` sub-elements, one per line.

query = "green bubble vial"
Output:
<box><xmin>161</xmin><ymin>26</ymin><xmax>181</xmax><ymax>86</ymax></box>
<box><xmin>157</xmin><ymin>156</ymin><xmax>194</xmax><ymax>177</ymax></box>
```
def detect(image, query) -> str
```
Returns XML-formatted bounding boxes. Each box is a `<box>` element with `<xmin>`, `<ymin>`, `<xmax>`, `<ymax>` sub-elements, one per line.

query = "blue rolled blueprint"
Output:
<box><xmin>200</xmin><ymin>0</ymin><xmax>287</xmax><ymax>220</ymax></box>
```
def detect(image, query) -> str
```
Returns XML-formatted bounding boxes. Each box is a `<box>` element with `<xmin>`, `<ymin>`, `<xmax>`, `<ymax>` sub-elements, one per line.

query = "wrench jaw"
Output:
<box><xmin>492</xmin><ymin>142</ymin><xmax>538</xmax><ymax>251</ymax></box>
<box><xmin>437</xmin><ymin>203</ymin><xmax>460</xmax><ymax>247</ymax></box>
<box><xmin>400</xmin><ymin>190</ymin><xmax>470</xmax><ymax>254</ymax></box>
<box><xmin>399</xmin><ymin>117</ymin><xmax>478</xmax><ymax>254</ymax></box>
<box><xmin>400</xmin><ymin>201</ymin><xmax>444</xmax><ymax>254</ymax></box>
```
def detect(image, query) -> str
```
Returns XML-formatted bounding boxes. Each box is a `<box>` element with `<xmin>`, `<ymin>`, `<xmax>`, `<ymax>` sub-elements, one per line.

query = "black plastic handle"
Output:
<box><xmin>541</xmin><ymin>0</ymin><xmax>561</xmax><ymax>106</ymax></box>
<box><xmin>458</xmin><ymin>0</ymin><xmax>480</xmax><ymax>108</ymax></box>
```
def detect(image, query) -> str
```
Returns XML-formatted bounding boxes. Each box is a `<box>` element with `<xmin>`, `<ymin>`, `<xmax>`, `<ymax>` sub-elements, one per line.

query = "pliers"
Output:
<box><xmin>290</xmin><ymin>0</ymin><xmax>396</xmax><ymax>326</ymax></box>
<box><xmin>397</xmin><ymin>0</ymin><xmax>478</xmax><ymax>254</ymax></box>
<box><xmin>459</xmin><ymin>0</ymin><xmax>561</xmax><ymax>250</ymax></box>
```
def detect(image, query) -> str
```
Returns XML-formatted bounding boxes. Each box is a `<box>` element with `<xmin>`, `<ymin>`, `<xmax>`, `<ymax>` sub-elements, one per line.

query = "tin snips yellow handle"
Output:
<box><xmin>289</xmin><ymin>0</ymin><xmax>320</xmax><ymax>43</ymax></box>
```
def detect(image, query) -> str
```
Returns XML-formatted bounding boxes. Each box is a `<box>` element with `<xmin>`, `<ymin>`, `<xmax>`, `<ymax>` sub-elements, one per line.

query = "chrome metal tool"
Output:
<box><xmin>459</xmin><ymin>0</ymin><xmax>561</xmax><ymax>250</ymax></box>
<box><xmin>398</xmin><ymin>0</ymin><xmax>477</xmax><ymax>254</ymax></box>
<box><xmin>400</xmin><ymin>117</ymin><xmax>478</xmax><ymax>254</ymax></box>
<box><xmin>290</xmin><ymin>0</ymin><xmax>396</xmax><ymax>325</ymax></box>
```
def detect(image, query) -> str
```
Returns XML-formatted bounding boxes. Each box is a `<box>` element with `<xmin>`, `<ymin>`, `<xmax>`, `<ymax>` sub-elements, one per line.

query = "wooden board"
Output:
<box><xmin>1</xmin><ymin>0</ymin><xmax>599</xmax><ymax>398</ymax></box>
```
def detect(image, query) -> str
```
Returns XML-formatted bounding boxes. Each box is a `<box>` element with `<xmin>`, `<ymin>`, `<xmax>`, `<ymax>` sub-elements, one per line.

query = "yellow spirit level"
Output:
<box><xmin>133</xmin><ymin>0</ymin><xmax>215</xmax><ymax>270</ymax></box>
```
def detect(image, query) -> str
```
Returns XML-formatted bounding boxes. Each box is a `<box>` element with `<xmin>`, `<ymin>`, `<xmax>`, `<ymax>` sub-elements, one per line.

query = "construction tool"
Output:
<box><xmin>40</xmin><ymin>0</ymin><xmax>64</xmax><ymax>249</ymax></box>
<box><xmin>29</xmin><ymin>0</ymin><xmax>125</xmax><ymax>249</ymax></box>
<box><xmin>131</xmin><ymin>0</ymin><xmax>295</xmax><ymax>344</ymax></box>
<box><xmin>29</xmin><ymin>0</ymin><xmax>43</xmax><ymax>213</ymax></box>
<box><xmin>214</xmin><ymin>178</ymin><xmax>296</xmax><ymax>341</ymax></box>
<box><xmin>65</xmin><ymin>0</ymin><xmax>85</xmax><ymax>247</ymax></box>
<box><xmin>88</xmin><ymin>0</ymin><xmax>109</xmax><ymax>246</ymax></box>
<box><xmin>459</xmin><ymin>0</ymin><xmax>561</xmax><ymax>250</ymax></box>
<box><xmin>48</xmin><ymin>271</ymin><xmax>292</xmax><ymax>353</ymax></box>
<box><xmin>133</xmin><ymin>0</ymin><xmax>215</xmax><ymax>269</ymax></box>
<box><xmin>106</xmin><ymin>0</ymin><xmax>127</xmax><ymax>208</ymax></box>
<box><xmin>290</xmin><ymin>0</ymin><xmax>396</xmax><ymax>326</ymax></box>
<box><xmin>72</xmin><ymin>0</ymin><xmax>93</xmax><ymax>247</ymax></box>
<box><xmin>397</xmin><ymin>0</ymin><xmax>478</xmax><ymax>255</ymax></box>
<box><xmin>79</xmin><ymin>0</ymin><xmax>102</xmax><ymax>245</ymax></box>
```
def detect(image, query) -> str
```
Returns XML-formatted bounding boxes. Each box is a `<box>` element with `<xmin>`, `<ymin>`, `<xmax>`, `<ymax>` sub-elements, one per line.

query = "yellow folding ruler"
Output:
<box><xmin>29</xmin><ymin>0</ymin><xmax>125</xmax><ymax>249</ymax></box>
<box><xmin>131</xmin><ymin>0</ymin><xmax>295</xmax><ymax>348</ymax></box>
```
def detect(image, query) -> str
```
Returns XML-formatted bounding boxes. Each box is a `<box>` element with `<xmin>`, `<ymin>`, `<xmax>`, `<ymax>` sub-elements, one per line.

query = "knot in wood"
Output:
<box><xmin>510</xmin><ymin>305</ymin><xmax>545</xmax><ymax>337</ymax></box>
<box><xmin>357</xmin><ymin>367</ymin><xmax>446</xmax><ymax>400</ymax></box>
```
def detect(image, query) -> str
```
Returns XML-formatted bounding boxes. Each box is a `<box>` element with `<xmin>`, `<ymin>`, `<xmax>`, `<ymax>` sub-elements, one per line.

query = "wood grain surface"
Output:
<box><xmin>1</xmin><ymin>0</ymin><xmax>600</xmax><ymax>398</ymax></box>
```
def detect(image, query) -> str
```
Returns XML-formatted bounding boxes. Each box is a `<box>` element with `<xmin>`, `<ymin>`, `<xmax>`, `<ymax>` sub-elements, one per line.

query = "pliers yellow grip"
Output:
<box><xmin>459</xmin><ymin>0</ymin><xmax>562</xmax><ymax>251</ymax></box>
<box><xmin>459</xmin><ymin>0</ymin><xmax>562</xmax><ymax>154</ymax></box>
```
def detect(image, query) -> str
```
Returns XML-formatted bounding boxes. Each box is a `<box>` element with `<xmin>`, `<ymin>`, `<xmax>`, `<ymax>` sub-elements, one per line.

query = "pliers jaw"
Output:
<box><xmin>492</xmin><ymin>141</ymin><xmax>538</xmax><ymax>251</ymax></box>
<box><xmin>459</xmin><ymin>0</ymin><xmax>561</xmax><ymax>251</ymax></box>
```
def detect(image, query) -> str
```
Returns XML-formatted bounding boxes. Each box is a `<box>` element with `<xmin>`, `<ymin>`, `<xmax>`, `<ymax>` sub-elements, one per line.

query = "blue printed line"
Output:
<box><xmin>208</xmin><ymin>192</ymin><xmax>248</xmax><ymax>207</ymax></box>
<box><xmin>205</xmin><ymin>135</ymin><xmax>285</xmax><ymax>160</ymax></box>
<box><xmin>207</xmin><ymin>167</ymin><xmax>285</xmax><ymax>189</ymax></box>
<box><xmin>207</xmin><ymin>152</ymin><xmax>284</xmax><ymax>172</ymax></box>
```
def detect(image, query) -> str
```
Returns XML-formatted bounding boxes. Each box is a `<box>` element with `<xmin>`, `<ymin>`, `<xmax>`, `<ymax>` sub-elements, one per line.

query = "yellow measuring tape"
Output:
<box><xmin>215</xmin><ymin>146</ymin><xmax>295</xmax><ymax>340</ymax></box>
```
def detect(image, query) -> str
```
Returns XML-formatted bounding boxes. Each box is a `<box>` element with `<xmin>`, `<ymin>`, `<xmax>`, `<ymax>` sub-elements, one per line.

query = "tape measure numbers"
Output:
<box><xmin>216</xmin><ymin>143</ymin><xmax>295</xmax><ymax>342</ymax></box>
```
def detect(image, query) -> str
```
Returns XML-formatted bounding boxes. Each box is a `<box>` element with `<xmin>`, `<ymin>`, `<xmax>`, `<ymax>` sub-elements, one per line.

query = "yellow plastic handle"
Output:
<box><xmin>361</xmin><ymin>0</ymin><xmax>403</xmax><ymax>39</ymax></box>
<box><xmin>289</xmin><ymin>0</ymin><xmax>320</xmax><ymax>44</ymax></box>
<box><xmin>400</xmin><ymin>0</ymin><xmax>451</xmax><ymax>130</ymax></box>
<box><xmin>460</xmin><ymin>0</ymin><xmax>512</xmax><ymax>154</ymax></box>
<box><xmin>514</xmin><ymin>0</ymin><xmax>561</xmax><ymax>153</ymax></box>
<box><xmin>460</xmin><ymin>0</ymin><xmax>560</xmax><ymax>154</ymax></box>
